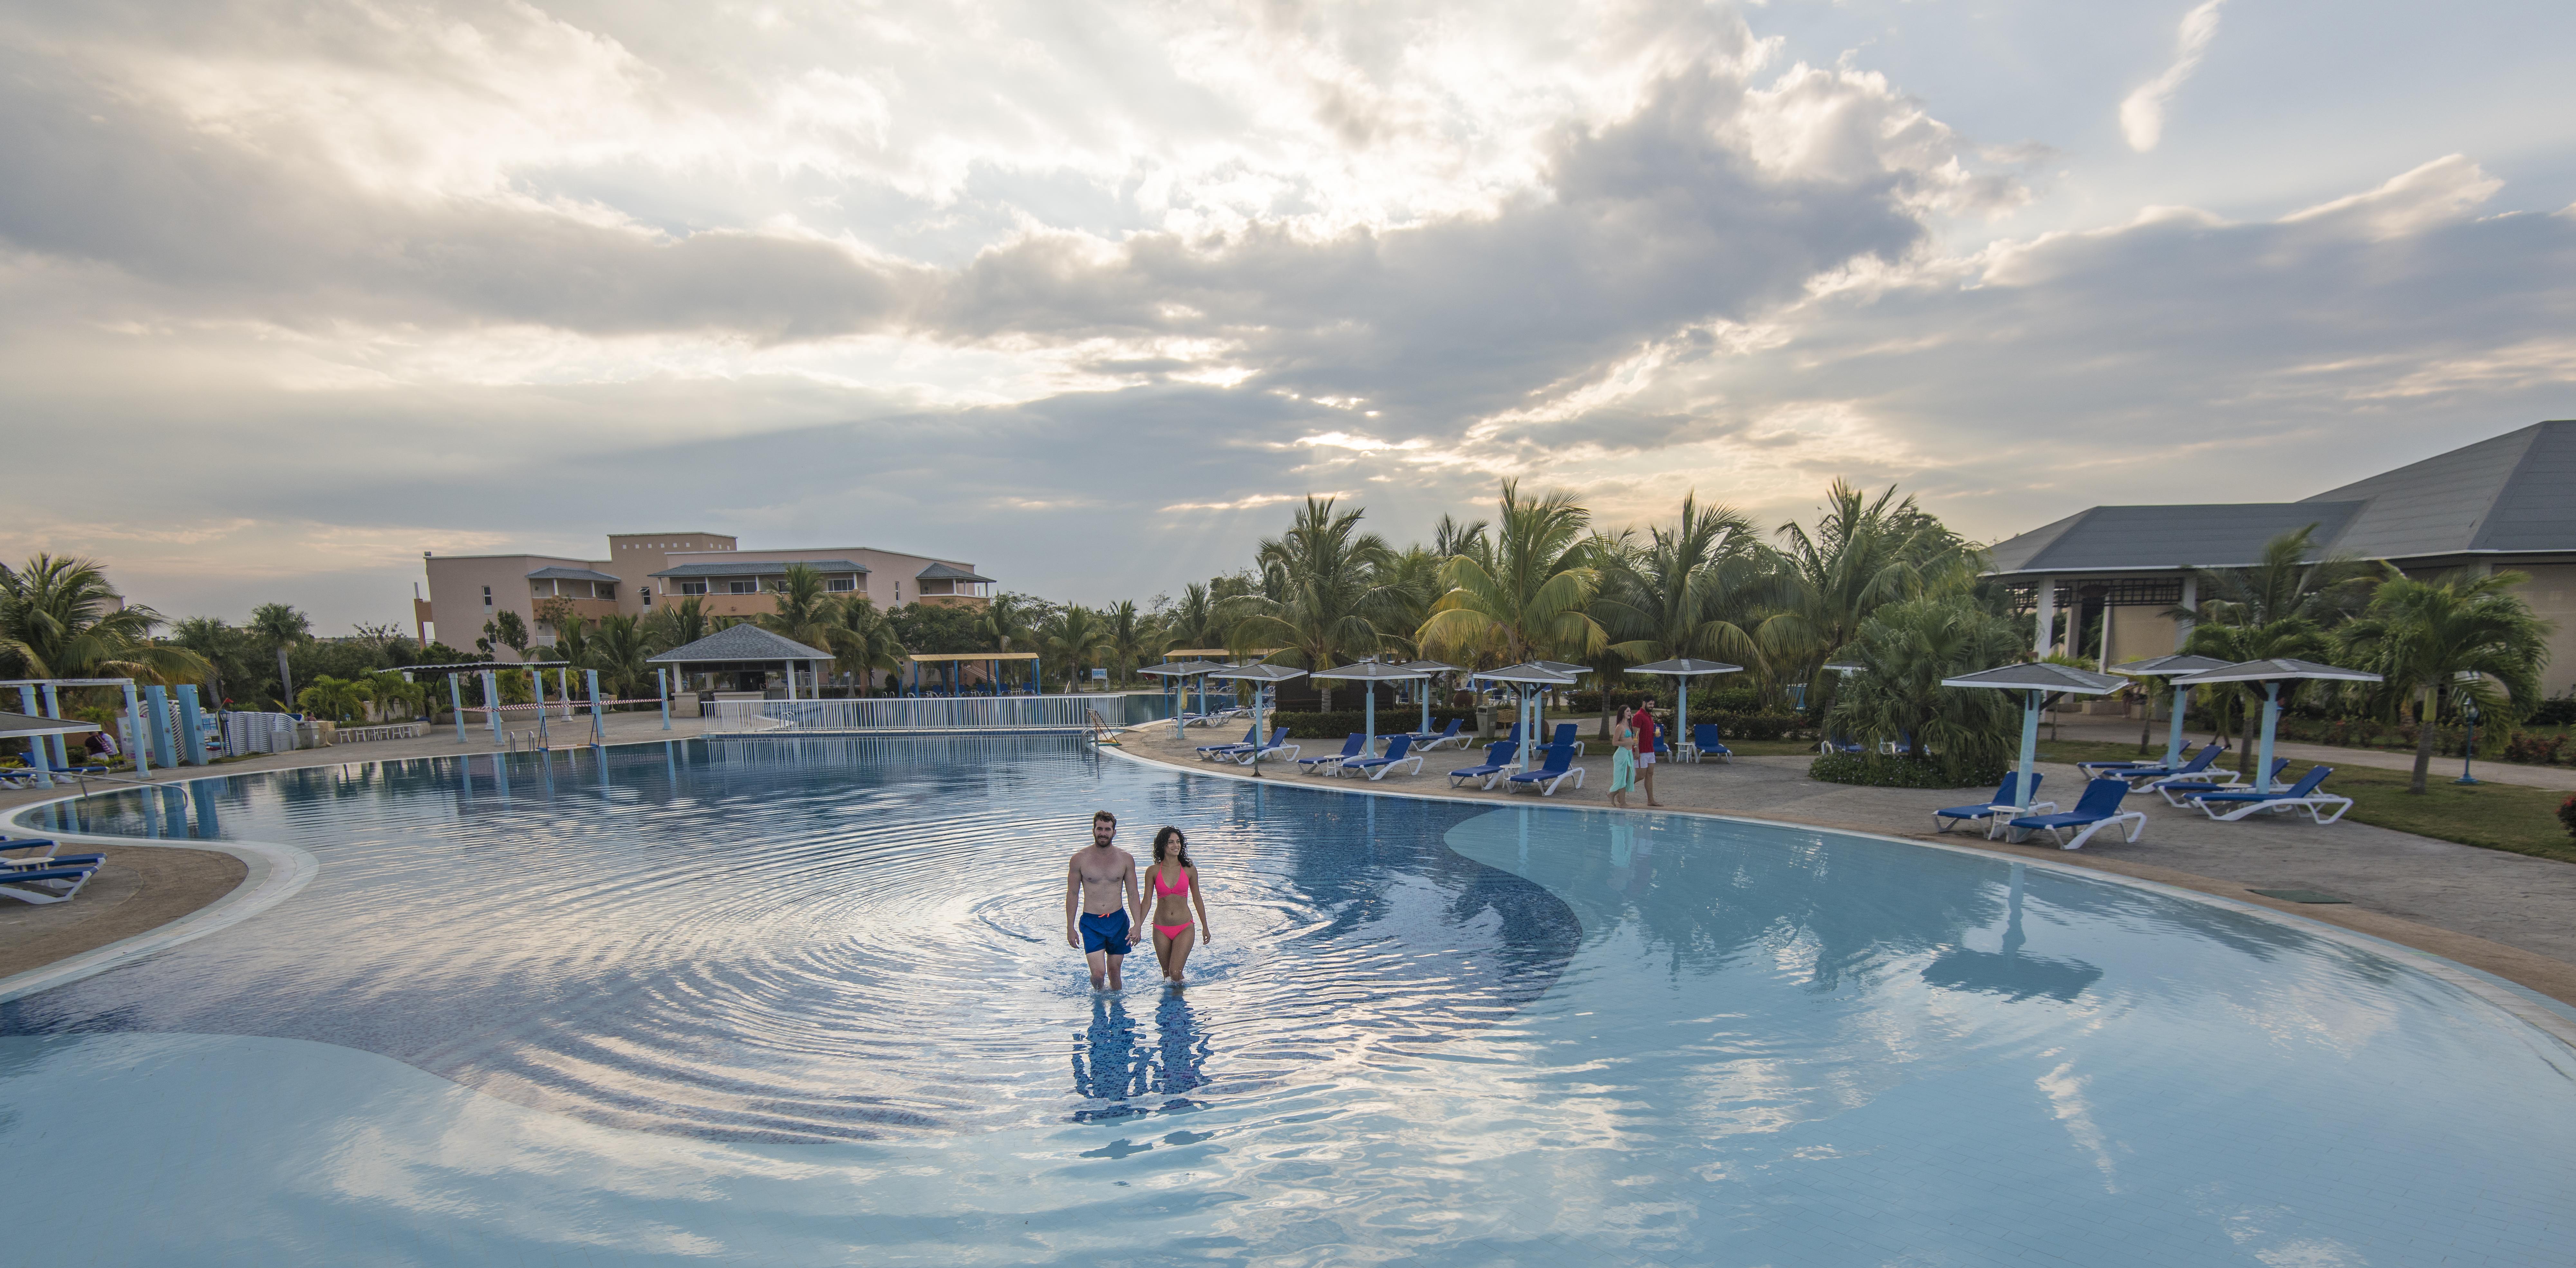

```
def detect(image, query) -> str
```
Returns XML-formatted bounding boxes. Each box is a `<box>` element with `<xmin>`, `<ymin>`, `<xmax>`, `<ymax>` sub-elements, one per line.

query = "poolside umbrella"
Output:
<box><xmin>1471</xmin><ymin>663</ymin><xmax>1580</xmax><ymax>773</ymax></box>
<box><xmin>2106</xmin><ymin>654</ymin><xmax>2233</xmax><ymax>769</ymax></box>
<box><xmin>1207</xmin><ymin>663</ymin><xmax>1308</xmax><ymax>765</ymax></box>
<box><xmin>1310</xmin><ymin>660</ymin><xmax>1431</xmax><ymax>756</ymax></box>
<box><xmin>1939</xmin><ymin>662</ymin><xmax>2127</xmax><ymax>816</ymax></box>
<box><xmin>1624</xmin><ymin>658</ymin><xmax>1744</xmax><ymax>759</ymax></box>
<box><xmin>1139</xmin><ymin>660</ymin><xmax>1225</xmax><ymax>728</ymax></box>
<box><xmin>2170</xmin><ymin>659</ymin><xmax>2382</xmax><ymax>793</ymax></box>
<box><xmin>1399</xmin><ymin>659</ymin><xmax>1461</xmax><ymax>733</ymax></box>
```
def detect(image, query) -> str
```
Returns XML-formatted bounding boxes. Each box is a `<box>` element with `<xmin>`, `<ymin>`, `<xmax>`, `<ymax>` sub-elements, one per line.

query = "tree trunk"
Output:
<box><xmin>275</xmin><ymin>647</ymin><xmax>294</xmax><ymax>708</ymax></box>
<box><xmin>2409</xmin><ymin>685</ymin><xmax>2436</xmax><ymax>794</ymax></box>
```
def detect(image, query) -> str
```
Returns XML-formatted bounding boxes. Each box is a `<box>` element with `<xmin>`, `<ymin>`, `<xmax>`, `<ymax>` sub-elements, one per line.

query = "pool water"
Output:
<box><xmin>4</xmin><ymin>736</ymin><xmax>2572</xmax><ymax>1266</ymax></box>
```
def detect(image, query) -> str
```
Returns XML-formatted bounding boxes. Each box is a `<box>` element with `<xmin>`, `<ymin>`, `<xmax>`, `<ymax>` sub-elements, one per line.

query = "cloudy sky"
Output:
<box><xmin>5</xmin><ymin>0</ymin><xmax>2573</xmax><ymax>629</ymax></box>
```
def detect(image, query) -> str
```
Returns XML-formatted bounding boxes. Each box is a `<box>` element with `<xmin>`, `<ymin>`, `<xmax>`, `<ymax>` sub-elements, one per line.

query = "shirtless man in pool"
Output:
<box><xmin>1065</xmin><ymin>810</ymin><xmax>1146</xmax><ymax>990</ymax></box>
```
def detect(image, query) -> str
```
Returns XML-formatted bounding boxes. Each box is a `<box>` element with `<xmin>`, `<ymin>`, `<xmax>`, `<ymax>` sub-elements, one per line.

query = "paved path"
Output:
<box><xmin>1130</xmin><ymin>720</ymin><xmax>2576</xmax><ymax>1007</ymax></box>
<box><xmin>2049</xmin><ymin>714</ymin><xmax>2576</xmax><ymax>791</ymax></box>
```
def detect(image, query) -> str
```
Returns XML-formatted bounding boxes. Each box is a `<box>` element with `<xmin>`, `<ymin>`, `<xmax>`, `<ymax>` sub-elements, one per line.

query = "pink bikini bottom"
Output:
<box><xmin>1154</xmin><ymin>923</ymin><xmax>1191</xmax><ymax>940</ymax></box>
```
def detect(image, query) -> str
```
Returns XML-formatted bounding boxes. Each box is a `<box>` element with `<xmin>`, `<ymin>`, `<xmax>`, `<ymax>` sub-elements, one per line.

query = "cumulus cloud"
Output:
<box><xmin>2119</xmin><ymin>0</ymin><xmax>2228</xmax><ymax>152</ymax></box>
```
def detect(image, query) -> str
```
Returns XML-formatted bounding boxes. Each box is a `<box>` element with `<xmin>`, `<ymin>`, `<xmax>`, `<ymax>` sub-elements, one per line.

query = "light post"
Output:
<box><xmin>2456</xmin><ymin>694</ymin><xmax>2481</xmax><ymax>786</ymax></box>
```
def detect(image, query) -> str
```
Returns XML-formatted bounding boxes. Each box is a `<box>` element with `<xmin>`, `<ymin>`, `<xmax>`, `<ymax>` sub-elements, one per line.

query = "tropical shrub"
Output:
<box><xmin>2503</xmin><ymin>732</ymin><xmax>2569</xmax><ymax>766</ymax></box>
<box><xmin>1821</xmin><ymin>595</ymin><xmax>2022</xmax><ymax>784</ymax></box>
<box><xmin>2560</xmin><ymin>794</ymin><xmax>2576</xmax><ymax>842</ymax></box>
<box><xmin>2533</xmin><ymin>696</ymin><xmax>2576</xmax><ymax>727</ymax></box>
<box><xmin>1808</xmin><ymin>751</ymin><xmax>2006</xmax><ymax>790</ymax></box>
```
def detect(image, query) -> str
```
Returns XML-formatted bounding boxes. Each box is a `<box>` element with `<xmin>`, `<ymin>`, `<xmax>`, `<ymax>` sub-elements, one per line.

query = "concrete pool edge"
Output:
<box><xmin>0</xmin><ymin>781</ymin><xmax>319</xmax><ymax>1005</ymax></box>
<box><xmin>1100</xmin><ymin>743</ymin><xmax>2576</xmax><ymax>1061</ymax></box>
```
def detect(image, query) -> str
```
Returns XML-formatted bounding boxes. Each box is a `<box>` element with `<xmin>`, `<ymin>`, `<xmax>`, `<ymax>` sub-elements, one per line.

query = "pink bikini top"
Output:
<box><xmin>1152</xmin><ymin>867</ymin><xmax>1189</xmax><ymax>896</ymax></box>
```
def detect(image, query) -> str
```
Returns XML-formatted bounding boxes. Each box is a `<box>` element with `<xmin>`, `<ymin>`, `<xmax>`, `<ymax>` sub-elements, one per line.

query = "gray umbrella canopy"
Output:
<box><xmin>1206</xmin><ymin>664</ymin><xmax>1308</xmax><ymax>683</ymax></box>
<box><xmin>2171</xmin><ymin>658</ymin><xmax>2382</xmax><ymax>686</ymax></box>
<box><xmin>1626</xmin><ymin>658</ymin><xmax>1744</xmax><ymax>677</ymax></box>
<box><xmin>1940</xmin><ymin>663</ymin><xmax>2126</xmax><ymax>694</ymax></box>
<box><xmin>1398</xmin><ymin>659</ymin><xmax>1461</xmax><ymax>674</ymax></box>
<box><xmin>1137</xmin><ymin>660</ymin><xmax>1227</xmax><ymax>678</ymax></box>
<box><xmin>2171</xmin><ymin>659</ymin><xmax>2382</xmax><ymax>794</ymax></box>
<box><xmin>1530</xmin><ymin>660</ymin><xmax>1591</xmax><ymax>678</ymax></box>
<box><xmin>0</xmin><ymin>711</ymin><xmax>100</xmax><ymax>739</ymax></box>
<box><xmin>1308</xmin><ymin>661</ymin><xmax>1431</xmax><ymax>681</ymax></box>
<box><xmin>1473</xmin><ymin>663</ymin><xmax>1581</xmax><ymax>685</ymax></box>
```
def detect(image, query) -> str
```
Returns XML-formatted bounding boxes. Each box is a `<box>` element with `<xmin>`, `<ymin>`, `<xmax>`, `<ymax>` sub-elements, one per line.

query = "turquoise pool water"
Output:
<box><xmin>5</xmin><ymin>736</ymin><xmax>2572</xmax><ymax>1265</ymax></box>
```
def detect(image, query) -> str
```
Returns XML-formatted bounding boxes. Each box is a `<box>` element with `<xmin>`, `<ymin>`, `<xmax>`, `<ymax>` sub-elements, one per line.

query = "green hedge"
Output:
<box><xmin>1260</xmin><ymin>710</ymin><xmax>1477</xmax><ymax>741</ymax></box>
<box><xmin>1808</xmin><ymin>752</ymin><xmax>2005</xmax><ymax>789</ymax></box>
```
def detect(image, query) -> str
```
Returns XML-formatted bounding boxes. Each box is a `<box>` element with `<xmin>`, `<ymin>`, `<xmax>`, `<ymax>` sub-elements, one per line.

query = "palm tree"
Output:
<box><xmin>1374</xmin><ymin>544</ymin><xmax>1448</xmax><ymax>659</ymax></box>
<box><xmin>1597</xmin><ymin>495</ymin><xmax>1767</xmax><ymax>732</ymax></box>
<box><xmin>2338</xmin><ymin>569</ymin><xmax>2553</xmax><ymax>793</ymax></box>
<box><xmin>824</xmin><ymin>597</ymin><xmax>908</xmax><ymax>694</ymax></box>
<box><xmin>242</xmin><ymin>602</ymin><xmax>313</xmax><ymax>707</ymax></box>
<box><xmin>642</xmin><ymin>596</ymin><xmax>710</xmax><ymax>651</ymax></box>
<box><xmin>2178</xmin><ymin>526</ymin><xmax>2377</xmax><ymax>778</ymax></box>
<box><xmin>981</xmin><ymin>592</ymin><xmax>1037</xmax><ymax>654</ymax></box>
<box><xmin>1417</xmin><ymin>480</ymin><xmax>1605</xmax><ymax>669</ymax></box>
<box><xmin>0</xmin><ymin>554</ymin><xmax>209</xmax><ymax>685</ymax></box>
<box><xmin>1433</xmin><ymin>514</ymin><xmax>1492</xmax><ymax>570</ymax></box>
<box><xmin>1104</xmin><ymin>600</ymin><xmax>1150</xmax><ymax>686</ymax></box>
<box><xmin>757</xmin><ymin>564</ymin><xmax>838</xmax><ymax>650</ymax></box>
<box><xmin>1041</xmin><ymin>606</ymin><xmax>1113</xmax><ymax>693</ymax></box>
<box><xmin>588</xmin><ymin>614</ymin><xmax>658</xmax><ymax>702</ymax></box>
<box><xmin>1162</xmin><ymin>583</ymin><xmax>1223</xmax><ymax>654</ymax></box>
<box><xmin>1756</xmin><ymin>480</ymin><xmax>1977</xmax><ymax>714</ymax></box>
<box><xmin>1824</xmin><ymin>596</ymin><xmax>2024</xmax><ymax>780</ymax></box>
<box><xmin>1231</xmin><ymin>497</ymin><xmax>1398</xmax><ymax>709</ymax></box>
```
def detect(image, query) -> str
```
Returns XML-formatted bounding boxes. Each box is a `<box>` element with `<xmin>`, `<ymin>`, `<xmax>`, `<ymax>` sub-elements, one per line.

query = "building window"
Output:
<box><xmin>730</xmin><ymin>580</ymin><xmax>759</xmax><ymax>595</ymax></box>
<box><xmin>679</xmin><ymin>581</ymin><xmax>708</xmax><ymax>596</ymax></box>
<box><xmin>827</xmin><ymin>576</ymin><xmax>856</xmax><ymax>592</ymax></box>
<box><xmin>481</xmin><ymin>585</ymin><xmax>492</xmax><ymax>607</ymax></box>
<box><xmin>641</xmin><ymin>586</ymin><xmax>653</xmax><ymax>607</ymax></box>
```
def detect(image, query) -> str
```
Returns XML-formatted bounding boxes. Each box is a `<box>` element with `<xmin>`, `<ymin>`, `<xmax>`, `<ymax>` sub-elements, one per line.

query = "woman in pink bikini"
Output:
<box><xmin>1144</xmin><ymin>827</ymin><xmax>1214</xmax><ymax>983</ymax></box>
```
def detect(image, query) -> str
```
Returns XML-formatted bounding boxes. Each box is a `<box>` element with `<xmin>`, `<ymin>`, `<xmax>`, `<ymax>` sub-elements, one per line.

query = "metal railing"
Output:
<box><xmin>702</xmin><ymin>695</ymin><xmax>1113</xmax><ymax>732</ymax></box>
<box><xmin>336</xmin><ymin>722</ymin><xmax>427</xmax><ymax>744</ymax></box>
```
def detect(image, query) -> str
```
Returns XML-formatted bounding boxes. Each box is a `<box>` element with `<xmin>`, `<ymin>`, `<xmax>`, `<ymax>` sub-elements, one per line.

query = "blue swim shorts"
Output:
<box><xmin>1080</xmin><ymin>910</ymin><xmax>1133</xmax><ymax>956</ymax></box>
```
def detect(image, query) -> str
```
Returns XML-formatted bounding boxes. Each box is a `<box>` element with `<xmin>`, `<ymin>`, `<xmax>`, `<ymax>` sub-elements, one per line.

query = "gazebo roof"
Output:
<box><xmin>1208</xmin><ymin>664</ymin><xmax>1309</xmax><ymax>683</ymax></box>
<box><xmin>1940</xmin><ymin>663</ymin><xmax>2126</xmax><ymax>694</ymax></box>
<box><xmin>2172</xmin><ymin>658</ymin><xmax>2384</xmax><ymax>686</ymax></box>
<box><xmin>1137</xmin><ymin>660</ymin><xmax>1226</xmax><ymax>678</ymax></box>
<box><xmin>2107</xmin><ymin>654</ymin><xmax>2234</xmax><ymax>678</ymax></box>
<box><xmin>1397</xmin><ymin>659</ymin><xmax>1461</xmax><ymax>674</ymax></box>
<box><xmin>1626</xmin><ymin>657</ymin><xmax>1745</xmax><ymax>677</ymax></box>
<box><xmin>1530</xmin><ymin>660</ymin><xmax>1591</xmax><ymax>677</ymax></box>
<box><xmin>646</xmin><ymin>624</ymin><xmax>832</xmax><ymax>664</ymax></box>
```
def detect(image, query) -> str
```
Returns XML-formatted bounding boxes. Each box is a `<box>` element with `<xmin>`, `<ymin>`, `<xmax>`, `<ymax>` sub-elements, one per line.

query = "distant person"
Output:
<box><xmin>1607</xmin><ymin>710</ymin><xmax>1637</xmax><ymax>809</ymax></box>
<box><xmin>84</xmin><ymin>730</ymin><xmax>118</xmax><ymax>760</ymax></box>
<box><xmin>1065</xmin><ymin>810</ymin><xmax>1145</xmax><ymax>991</ymax></box>
<box><xmin>1143</xmin><ymin>827</ymin><xmax>1214</xmax><ymax>983</ymax></box>
<box><xmin>1631</xmin><ymin>703</ymin><xmax>1663</xmax><ymax>808</ymax></box>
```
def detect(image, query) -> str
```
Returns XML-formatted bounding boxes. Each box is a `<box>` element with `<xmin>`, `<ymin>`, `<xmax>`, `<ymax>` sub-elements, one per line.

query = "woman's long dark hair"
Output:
<box><xmin>1152</xmin><ymin>826</ymin><xmax>1193</xmax><ymax>869</ymax></box>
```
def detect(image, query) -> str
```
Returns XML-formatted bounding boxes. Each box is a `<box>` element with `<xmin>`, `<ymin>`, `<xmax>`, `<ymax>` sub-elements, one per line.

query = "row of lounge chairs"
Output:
<box><xmin>1929</xmin><ymin>749</ymin><xmax>2355</xmax><ymax>850</ymax></box>
<box><xmin>0</xmin><ymin>837</ymin><xmax>103</xmax><ymax>905</ymax></box>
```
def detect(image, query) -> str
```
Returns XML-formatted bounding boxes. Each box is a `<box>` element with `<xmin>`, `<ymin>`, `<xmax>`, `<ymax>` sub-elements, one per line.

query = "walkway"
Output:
<box><xmin>1124</xmin><ymin>721</ymin><xmax>2576</xmax><ymax>1009</ymax></box>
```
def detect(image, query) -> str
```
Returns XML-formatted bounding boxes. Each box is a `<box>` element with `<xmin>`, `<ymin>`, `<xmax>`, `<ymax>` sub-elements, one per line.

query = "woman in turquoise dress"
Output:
<box><xmin>1607</xmin><ymin>711</ymin><xmax>1637</xmax><ymax>807</ymax></box>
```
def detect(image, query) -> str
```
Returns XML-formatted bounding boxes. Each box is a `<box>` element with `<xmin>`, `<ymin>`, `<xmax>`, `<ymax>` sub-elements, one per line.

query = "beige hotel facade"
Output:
<box><xmin>419</xmin><ymin>532</ymin><xmax>993</xmax><ymax>660</ymax></box>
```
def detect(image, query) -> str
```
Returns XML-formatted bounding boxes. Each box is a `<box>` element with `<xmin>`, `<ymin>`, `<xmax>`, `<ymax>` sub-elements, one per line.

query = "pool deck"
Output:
<box><xmin>1121</xmin><ymin>720</ymin><xmax>2576</xmax><ymax>1010</ymax></box>
<box><xmin>5</xmin><ymin>710</ymin><xmax>2574</xmax><ymax>1011</ymax></box>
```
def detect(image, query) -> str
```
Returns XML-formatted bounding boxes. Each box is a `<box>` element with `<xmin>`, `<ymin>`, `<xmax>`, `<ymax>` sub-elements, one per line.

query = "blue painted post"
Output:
<box><xmin>450</xmin><ymin>675</ymin><xmax>467</xmax><ymax>743</ymax></box>
<box><xmin>658</xmin><ymin>668</ymin><xmax>672</xmax><ymax>731</ymax></box>
<box><xmin>145</xmin><ymin>685</ymin><xmax>175</xmax><ymax>769</ymax></box>
<box><xmin>177</xmin><ymin>685</ymin><xmax>208</xmax><ymax>765</ymax></box>
<box><xmin>479</xmin><ymin>670</ymin><xmax>501</xmax><ymax>740</ymax></box>
<box><xmin>17</xmin><ymin>685</ymin><xmax>51</xmax><ymax>788</ymax></box>
<box><xmin>122</xmin><ymin>681</ymin><xmax>151</xmax><ymax>777</ymax></box>
<box><xmin>587</xmin><ymin>669</ymin><xmax>605</xmax><ymax>745</ymax></box>
<box><xmin>40</xmin><ymin>683</ymin><xmax>68</xmax><ymax>767</ymax></box>
<box><xmin>2164</xmin><ymin>682</ymin><xmax>2189</xmax><ymax>770</ymax></box>
<box><xmin>2013</xmin><ymin>689</ymin><xmax>2043</xmax><ymax>814</ymax></box>
<box><xmin>530</xmin><ymin>668</ymin><xmax>548</xmax><ymax>747</ymax></box>
<box><xmin>2255</xmin><ymin>681</ymin><xmax>2282</xmax><ymax>794</ymax></box>
<box><xmin>561</xmin><ymin>668</ymin><xmax>575</xmax><ymax>719</ymax></box>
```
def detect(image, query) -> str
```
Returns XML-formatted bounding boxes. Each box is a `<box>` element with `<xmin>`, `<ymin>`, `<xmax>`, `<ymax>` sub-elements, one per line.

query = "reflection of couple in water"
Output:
<box><xmin>1063</xmin><ymin>810</ymin><xmax>1214</xmax><ymax>990</ymax></box>
<box><xmin>1070</xmin><ymin>990</ymin><xmax>1213</xmax><ymax>1111</ymax></box>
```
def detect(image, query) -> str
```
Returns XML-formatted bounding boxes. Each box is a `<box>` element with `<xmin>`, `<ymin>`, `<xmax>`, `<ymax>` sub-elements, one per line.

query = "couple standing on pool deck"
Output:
<box><xmin>1064</xmin><ymin>810</ymin><xmax>1213</xmax><ymax>990</ymax></box>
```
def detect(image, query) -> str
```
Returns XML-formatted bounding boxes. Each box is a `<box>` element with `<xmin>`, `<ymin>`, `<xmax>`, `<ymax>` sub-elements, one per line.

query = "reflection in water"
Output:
<box><xmin>1921</xmin><ymin>862</ymin><xmax>2106</xmax><ymax>1003</ymax></box>
<box><xmin>7</xmin><ymin>737</ymin><xmax>1571</xmax><ymax>1142</ymax></box>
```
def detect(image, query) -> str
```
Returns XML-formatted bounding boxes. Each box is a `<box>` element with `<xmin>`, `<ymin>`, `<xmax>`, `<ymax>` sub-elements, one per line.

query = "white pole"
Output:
<box><xmin>2032</xmin><ymin>576</ymin><xmax>2057</xmax><ymax>659</ymax></box>
<box><xmin>658</xmin><ymin>667</ymin><xmax>672</xmax><ymax>731</ymax></box>
<box><xmin>450</xmin><ymin>675</ymin><xmax>467</xmax><ymax>743</ymax></box>
<box><xmin>481</xmin><ymin>671</ymin><xmax>501</xmax><ymax>738</ymax></box>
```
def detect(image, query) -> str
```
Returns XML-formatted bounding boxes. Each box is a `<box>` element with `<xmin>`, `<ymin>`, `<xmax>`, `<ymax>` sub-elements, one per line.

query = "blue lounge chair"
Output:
<box><xmin>1343</xmin><ymin>733</ymin><xmax>1423</xmax><ymax>782</ymax></box>
<box><xmin>1299</xmin><ymin>733</ymin><xmax>1369</xmax><ymax>775</ymax></box>
<box><xmin>1196</xmin><ymin>723</ymin><xmax>1260</xmax><ymax>760</ymax></box>
<box><xmin>2006</xmin><ymin>779</ymin><xmax>2145</xmax><ymax>850</ymax></box>
<box><xmin>2081</xmin><ymin>743</ymin><xmax>2219</xmax><ymax>782</ymax></box>
<box><xmin>1238</xmin><ymin>727</ymin><xmax>1298</xmax><ymax>765</ymax></box>
<box><xmin>1545</xmin><ymin>722</ymin><xmax>1587</xmax><ymax>756</ymax></box>
<box><xmin>1406</xmin><ymin>718</ymin><xmax>1467</xmax><ymax>752</ymax></box>
<box><xmin>1506</xmin><ymin>743</ymin><xmax>1585</xmax><ymax>796</ymax></box>
<box><xmin>1690</xmin><ymin>723</ymin><xmax>1732</xmax><ymax>764</ymax></box>
<box><xmin>1817</xmin><ymin>734</ymin><xmax>1865</xmax><ymax>755</ymax></box>
<box><xmin>0</xmin><ymin>862</ymin><xmax>99</xmax><ymax>905</ymax></box>
<box><xmin>2188</xmin><ymin>767</ymin><xmax>2353</xmax><ymax>824</ymax></box>
<box><xmin>1449</xmin><ymin>741</ymin><xmax>1518</xmax><ymax>789</ymax></box>
<box><xmin>2154</xmin><ymin>758</ymin><xmax>2287</xmax><ymax>806</ymax></box>
<box><xmin>1877</xmin><ymin>729</ymin><xmax>1915</xmax><ymax>756</ymax></box>
<box><xmin>2</xmin><ymin>838</ymin><xmax>106</xmax><ymax>871</ymax></box>
<box><xmin>1932</xmin><ymin>773</ymin><xmax>2049</xmax><ymax>836</ymax></box>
